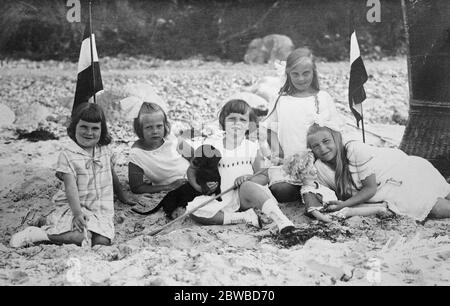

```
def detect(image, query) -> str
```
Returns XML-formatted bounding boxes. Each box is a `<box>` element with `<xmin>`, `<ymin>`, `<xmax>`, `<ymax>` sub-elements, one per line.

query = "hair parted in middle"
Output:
<box><xmin>133</xmin><ymin>102</ymin><xmax>171</xmax><ymax>139</ymax></box>
<box><xmin>307</xmin><ymin>123</ymin><xmax>357</xmax><ymax>200</ymax></box>
<box><xmin>279</xmin><ymin>47</ymin><xmax>320</xmax><ymax>95</ymax></box>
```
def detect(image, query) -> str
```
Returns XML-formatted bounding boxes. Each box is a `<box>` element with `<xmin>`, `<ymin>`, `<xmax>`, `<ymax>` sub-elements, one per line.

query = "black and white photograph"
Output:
<box><xmin>1</xmin><ymin>0</ymin><xmax>450</xmax><ymax>289</ymax></box>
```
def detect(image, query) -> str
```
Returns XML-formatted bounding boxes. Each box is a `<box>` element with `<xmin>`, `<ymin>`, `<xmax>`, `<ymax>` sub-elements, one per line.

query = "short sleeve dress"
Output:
<box><xmin>129</xmin><ymin>133</ymin><xmax>190</xmax><ymax>185</ymax></box>
<box><xmin>315</xmin><ymin>141</ymin><xmax>450</xmax><ymax>221</ymax></box>
<box><xmin>43</xmin><ymin>140</ymin><xmax>115</xmax><ymax>240</ymax></box>
<box><xmin>186</xmin><ymin>137</ymin><xmax>275</xmax><ymax>218</ymax></box>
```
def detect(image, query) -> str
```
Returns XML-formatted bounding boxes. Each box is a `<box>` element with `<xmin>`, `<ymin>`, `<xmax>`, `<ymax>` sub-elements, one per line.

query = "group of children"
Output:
<box><xmin>10</xmin><ymin>47</ymin><xmax>450</xmax><ymax>248</ymax></box>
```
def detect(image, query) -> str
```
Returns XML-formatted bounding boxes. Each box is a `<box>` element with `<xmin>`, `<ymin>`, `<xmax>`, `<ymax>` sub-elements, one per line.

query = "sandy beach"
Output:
<box><xmin>1</xmin><ymin>58</ymin><xmax>449</xmax><ymax>286</ymax></box>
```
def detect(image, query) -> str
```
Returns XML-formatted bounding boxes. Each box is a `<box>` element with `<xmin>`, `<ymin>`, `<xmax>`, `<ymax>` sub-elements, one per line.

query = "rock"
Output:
<box><xmin>94</xmin><ymin>90</ymin><xmax>125</xmax><ymax>122</ymax></box>
<box><xmin>0</xmin><ymin>104</ymin><xmax>15</xmax><ymax>127</ymax></box>
<box><xmin>10</xmin><ymin>271</ymin><xmax>29</xmax><ymax>284</ymax></box>
<box><xmin>120</xmin><ymin>82</ymin><xmax>168</xmax><ymax>120</ymax></box>
<box><xmin>391</xmin><ymin>108</ymin><xmax>408</xmax><ymax>125</ymax></box>
<box><xmin>227</xmin><ymin>92</ymin><xmax>269</xmax><ymax>116</ymax></box>
<box><xmin>244</xmin><ymin>34</ymin><xmax>294</xmax><ymax>64</ymax></box>
<box><xmin>246</xmin><ymin>76</ymin><xmax>285</xmax><ymax>111</ymax></box>
<box><xmin>345</xmin><ymin>216</ymin><xmax>366</xmax><ymax>227</ymax></box>
<box><xmin>14</xmin><ymin>103</ymin><xmax>50</xmax><ymax>133</ymax></box>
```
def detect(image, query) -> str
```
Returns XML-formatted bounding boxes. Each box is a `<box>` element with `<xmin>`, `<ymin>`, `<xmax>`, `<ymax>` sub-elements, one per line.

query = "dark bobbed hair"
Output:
<box><xmin>218</xmin><ymin>99</ymin><xmax>258</xmax><ymax>131</ymax></box>
<box><xmin>67</xmin><ymin>102</ymin><xmax>112</xmax><ymax>146</ymax></box>
<box><xmin>133</xmin><ymin>102</ymin><xmax>170</xmax><ymax>140</ymax></box>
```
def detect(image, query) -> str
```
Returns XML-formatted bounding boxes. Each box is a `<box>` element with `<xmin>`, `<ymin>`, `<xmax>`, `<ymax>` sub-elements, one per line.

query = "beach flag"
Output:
<box><xmin>349</xmin><ymin>30</ymin><xmax>368</xmax><ymax>127</ymax></box>
<box><xmin>72</xmin><ymin>14</ymin><xmax>103</xmax><ymax>115</ymax></box>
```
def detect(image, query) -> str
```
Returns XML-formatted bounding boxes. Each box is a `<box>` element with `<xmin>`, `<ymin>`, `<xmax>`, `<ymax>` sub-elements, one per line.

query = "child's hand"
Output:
<box><xmin>72</xmin><ymin>212</ymin><xmax>89</xmax><ymax>232</ymax></box>
<box><xmin>324</xmin><ymin>200</ymin><xmax>344</xmax><ymax>212</ymax></box>
<box><xmin>234</xmin><ymin>175</ymin><xmax>251</xmax><ymax>188</ymax></box>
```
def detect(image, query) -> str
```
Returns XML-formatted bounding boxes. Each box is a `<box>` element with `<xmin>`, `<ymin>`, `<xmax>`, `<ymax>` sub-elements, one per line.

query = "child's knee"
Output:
<box><xmin>239</xmin><ymin>181</ymin><xmax>257</xmax><ymax>196</ymax></box>
<box><xmin>269</xmin><ymin>183</ymin><xmax>300</xmax><ymax>202</ymax></box>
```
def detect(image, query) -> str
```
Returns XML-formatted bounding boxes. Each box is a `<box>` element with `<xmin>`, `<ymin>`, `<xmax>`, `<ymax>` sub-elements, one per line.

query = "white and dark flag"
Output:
<box><xmin>349</xmin><ymin>30</ymin><xmax>368</xmax><ymax>126</ymax></box>
<box><xmin>72</xmin><ymin>17</ymin><xmax>103</xmax><ymax>115</ymax></box>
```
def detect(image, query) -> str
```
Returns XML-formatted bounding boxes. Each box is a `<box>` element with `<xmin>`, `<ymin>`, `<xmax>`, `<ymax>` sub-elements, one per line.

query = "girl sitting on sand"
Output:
<box><xmin>10</xmin><ymin>103</ymin><xmax>135</xmax><ymax>248</ymax></box>
<box><xmin>186</xmin><ymin>99</ymin><xmax>295</xmax><ymax>233</ymax></box>
<box><xmin>306</xmin><ymin>123</ymin><xmax>450</xmax><ymax>221</ymax></box>
<box><xmin>128</xmin><ymin>102</ymin><xmax>191</xmax><ymax>194</ymax></box>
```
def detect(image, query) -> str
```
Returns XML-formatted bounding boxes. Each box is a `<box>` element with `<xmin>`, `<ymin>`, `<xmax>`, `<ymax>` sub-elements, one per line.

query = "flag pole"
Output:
<box><xmin>89</xmin><ymin>0</ymin><xmax>96</xmax><ymax>104</ymax></box>
<box><xmin>360</xmin><ymin>105</ymin><xmax>366</xmax><ymax>143</ymax></box>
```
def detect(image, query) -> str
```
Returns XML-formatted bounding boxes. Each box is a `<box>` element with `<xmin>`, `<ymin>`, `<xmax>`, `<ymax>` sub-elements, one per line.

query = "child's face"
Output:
<box><xmin>75</xmin><ymin>120</ymin><xmax>101</xmax><ymax>149</ymax></box>
<box><xmin>288</xmin><ymin>60</ymin><xmax>314</xmax><ymax>92</ymax></box>
<box><xmin>308</xmin><ymin>130</ymin><xmax>337</xmax><ymax>163</ymax></box>
<box><xmin>224</xmin><ymin>112</ymin><xmax>250</xmax><ymax>137</ymax></box>
<box><xmin>141</xmin><ymin>112</ymin><xmax>165</xmax><ymax>142</ymax></box>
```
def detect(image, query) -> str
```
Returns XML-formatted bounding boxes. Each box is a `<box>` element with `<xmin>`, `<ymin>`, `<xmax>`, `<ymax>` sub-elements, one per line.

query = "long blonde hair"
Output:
<box><xmin>307</xmin><ymin>124</ymin><xmax>356</xmax><ymax>200</ymax></box>
<box><xmin>279</xmin><ymin>47</ymin><xmax>320</xmax><ymax>95</ymax></box>
<box><xmin>267</xmin><ymin>47</ymin><xmax>320</xmax><ymax>119</ymax></box>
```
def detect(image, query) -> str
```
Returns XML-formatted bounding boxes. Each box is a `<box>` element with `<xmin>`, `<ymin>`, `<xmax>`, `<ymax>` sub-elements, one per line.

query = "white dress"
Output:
<box><xmin>129</xmin><ymin>134</ymin><xmax>190</xmax><ymax>185</ymax></box>
<box><xmin>262</xmin><ymin>91</ymin><xmax>344</xmax><ymax>186</ymax></box>
<box><xmin>186</xmin><ymin>137</ymin><xmax>274</xmax><ymax>218</ymax></box>
<box><xmin>315</xmin><ymin>141</ymin><xmax>450</xmax><ymax>221</ymax></box>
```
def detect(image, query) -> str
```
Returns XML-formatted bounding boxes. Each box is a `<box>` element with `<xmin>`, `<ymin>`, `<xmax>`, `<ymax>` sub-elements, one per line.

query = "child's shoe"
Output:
<box><xmin>223</xmin><ymin>209</ymin><xmax>262</xmax><ymax>228</ymax></box>
<box><xmin>9</xmin><ymin>226</ymin><xmax>49</xmax><ymax>248</ymax></box>
<box><xmin>243</xmin><ymin>209</ymin><xmax>262</xmax><ymax>228</ymax></box>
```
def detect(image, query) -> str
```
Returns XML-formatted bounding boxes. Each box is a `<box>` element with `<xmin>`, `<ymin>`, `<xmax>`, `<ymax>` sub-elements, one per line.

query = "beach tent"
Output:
<box><xmin>400</xmin><ymin>0</ymin><xmax>450</xmax><ymax>178</ymax></box>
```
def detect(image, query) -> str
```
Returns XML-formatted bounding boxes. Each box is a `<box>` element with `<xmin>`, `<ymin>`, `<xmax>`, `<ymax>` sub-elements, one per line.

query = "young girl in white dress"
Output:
<box><xmin>307</xmin><ymin>123</ymin><xmax>450</xmax><ymax>221</ymax></box>
<box><xmin>186</xmin><ymin>99</ymin><xmax>295</xmax><ymax>233</ymax></box>
<box><xmin>128</xmin><ymin>102</ymin><xmax>190</xmax><ymax>194</ymax></box>
<box><xmin>262</xmin><ymin>47</ymin><xmax>344</xmax><ymax>204</ymax></box>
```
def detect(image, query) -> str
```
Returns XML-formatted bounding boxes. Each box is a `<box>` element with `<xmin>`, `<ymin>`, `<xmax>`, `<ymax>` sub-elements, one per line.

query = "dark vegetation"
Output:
<box><xmin>0</xmin><ymin>0</ymin><xmax>405</xmax><ymax>62</ymax></box>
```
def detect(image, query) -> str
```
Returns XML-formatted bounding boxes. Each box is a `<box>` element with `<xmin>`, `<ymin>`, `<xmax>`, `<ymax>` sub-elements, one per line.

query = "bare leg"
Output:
<box><xmin>91</xmin><ymin>233</ymin><xmax>111</xmax><ymax>246</ymax></box>
<box><xmin>190</xmin><ymin>211</ymin><xmax>224</xmax><ymax>225</ymax></box>
<box><xmin>341</xmin><ymin>206</ymin><xmax>389</xmax><ymax>218</ymax></box>
<box><xmin>239</xmin><ymin>181</ymin><xmax>271</xmax><ymax>210</ymax></box>
<box><xmin>48</xmin><ymin>230</ymin><xmax>84</xmax><ymax>246</ymax></box>
<box><xmin>428</xmin><ymin>198</ymin><xmax>450</xmax><ymax>219</ymax></box>
<box><xmin>269</xmin><ymin>182</ymin><xmax>301</xmax><ymax>203</ymax></box>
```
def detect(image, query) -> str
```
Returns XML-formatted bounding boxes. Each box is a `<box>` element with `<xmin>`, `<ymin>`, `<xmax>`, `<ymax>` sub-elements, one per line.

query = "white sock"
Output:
<box><xmin>10</xmin><ymin>226</ymin><xmax>49</xmax><ymax>248</ymax></box>
<box><xmin>223</xmin><ymin>209</ymin><xmax>261</xmax><ymax>228</ymax></box>
<box><xmin>261</xmin><ymin>199</ymin><xmax>294</xmax><ymax>231</ymax></box>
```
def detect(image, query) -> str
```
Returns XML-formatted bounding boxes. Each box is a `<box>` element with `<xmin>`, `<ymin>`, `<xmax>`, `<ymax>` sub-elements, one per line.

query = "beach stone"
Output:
<box><xmin>247</xmin><ymin>75</ymin><xmax>285</xmax><ymax>110</ymax></box>
<box><xmin>0</xmin><ymin>104</ymin><xmax>15</xmax><ymax>127</ymax></box>
<box><xmin>10</xmin><ymin>271</ymin><xmax>29</xmax><ymax>284</ymax></box>
<box><xmin>244</xmin><ymin>34</ymin><xmax>294</xmax><ymax>64</ymax></box>
<box><xmin>346</xmin><ymin>216</ymin><xmax>366</xmax><ymax>228</ymax></box>
<box><xmin>14</xmin><ymin>103</ymin><xmax>50</xmax><ymax>132</ymax></box>
<box><xmin>227</xmin><ymin>92</ymin><xmax>269</xmax><ymax>116</ymax></box>
<box><xmin>120</xmin><ymin>82</ymin><xmax>168</xmax><ymax>120</ymax></box>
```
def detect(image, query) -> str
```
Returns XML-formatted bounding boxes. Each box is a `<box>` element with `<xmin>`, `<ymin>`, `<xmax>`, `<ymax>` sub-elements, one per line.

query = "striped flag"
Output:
<box><xmin>349</xmin><ymin>30</ymin><xmax>368</xmax><ymax>127</ymax></box>
<box><xmin>72</xmin><ymin>16</ymin><xmax>103</xmax><ymax>115</ymax></box>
